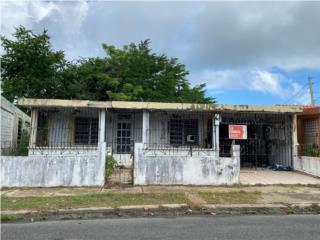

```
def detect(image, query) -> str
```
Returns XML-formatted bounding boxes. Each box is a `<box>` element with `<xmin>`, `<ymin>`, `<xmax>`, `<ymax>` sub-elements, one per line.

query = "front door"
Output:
<box><xmin>116</xmin><ymin>122</ymin><xmax>131</xmax><ymax>154</ymax></box>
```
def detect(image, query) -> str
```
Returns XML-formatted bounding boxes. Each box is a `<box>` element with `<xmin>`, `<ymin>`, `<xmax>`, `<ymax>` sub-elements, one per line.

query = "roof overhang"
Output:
<box><xmin>18</xmin><ymin>98</ymin><xmax>112</xmax><ymax>109</ymax></box>
<box><xmin>111</xmin><ymin>101</ymin><xmax>302</xmax><ymax>113</ymax></box>
<box><xmin>18</xmin><ymin>98</ymin><xmax>302</xmax><ymax>113</ymax></box>
<box><xmin>297</xmin><ymin>106</ymin><xmax>320</xmax><ymax>116</ymax></box>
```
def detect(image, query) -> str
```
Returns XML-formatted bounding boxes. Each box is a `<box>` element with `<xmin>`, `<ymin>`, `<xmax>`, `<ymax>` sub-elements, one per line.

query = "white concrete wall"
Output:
<box><xmin>294</xmin><ymin>156</ymin><xmax>320</xmax><ymax>177</ymax></box>
<box><xmin>1</xmin><ymin>96</ymin><xmax>31</xmax><ymax>149</ymax></box>
<box><xmin>134</xmin><ymin>143</ymin><xmax>240</xmax><ymax>185</ymax></box>
<box><xmin>0</xmin><ymin>149</ymin><xmax>104</xmax><ymax>187</ymax></box>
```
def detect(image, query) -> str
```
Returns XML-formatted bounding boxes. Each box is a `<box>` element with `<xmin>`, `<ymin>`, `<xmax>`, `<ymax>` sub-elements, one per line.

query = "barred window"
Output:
<box><xmin>169</xmin><ymin>118</ymin><xmax>198</xmax><ymax>146</ymax></box>
<box><xmin>303</xmin><ymin>119</ymin><xmax>317</xmax><ymax>145</ymax></box>
<box><xmin>74</xmin><ymin>118</ymin><xmax>98</xmax><ymax>145</ymax></box>
<box><xmin>17</xmin><ymin>118</ymin><xmax>22</xmax><ymax>144</ymax></box>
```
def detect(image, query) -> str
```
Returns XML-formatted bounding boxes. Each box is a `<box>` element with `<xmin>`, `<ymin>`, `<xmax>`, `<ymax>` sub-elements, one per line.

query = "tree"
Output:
<box><xmin>1</xmin><ymin>27</ymin><xmax>214</xmax><ymax>104</ymax></box>
<box><xmin>1</xmin><ymin>26</ymin><xmax>67</xmax><ymax>102</ymax></box>
<box><xmin>68</xmin><ymin>40</ymin><xmax>214</xmax><ymax>103</ymax></box>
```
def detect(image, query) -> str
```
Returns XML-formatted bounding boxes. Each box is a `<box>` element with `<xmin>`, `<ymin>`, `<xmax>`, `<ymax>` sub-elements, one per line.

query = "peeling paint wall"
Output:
<box><xmin>0</xmin><ymin>149</ymin><xmax>104</xmax><ymax>187</ymax></box>
<box><xmin>134</xmin><ymin>143</ymin><xmax>240</xmax><ymax>185</ymax></box>
<box><xmin>294</xmin><ymin>156</ymin><xmax>320</xmax><ymax>177</ymax></box>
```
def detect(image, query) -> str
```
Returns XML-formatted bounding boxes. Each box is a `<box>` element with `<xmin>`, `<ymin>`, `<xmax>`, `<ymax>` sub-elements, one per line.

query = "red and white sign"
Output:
<box><xmin>228</xmin><ymin>125</ymin><xmax>247</xmax><ymax>139</ymax></box>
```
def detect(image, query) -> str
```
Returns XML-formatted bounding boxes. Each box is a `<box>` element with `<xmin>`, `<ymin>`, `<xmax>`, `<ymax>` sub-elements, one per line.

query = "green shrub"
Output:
<box><xmin>105</xmin><ymin>155</ymin><xmax>117</xmax><ymax>182</ymax></box>
<box><xmin>302</xmin><ymin>144</ymin><xmax>320</xmax><ymax>157</ymax></box>
<box><xmin>11</xmin><ymin>130</ymin><xmax>29</xmax><ymax>156</ymax></box>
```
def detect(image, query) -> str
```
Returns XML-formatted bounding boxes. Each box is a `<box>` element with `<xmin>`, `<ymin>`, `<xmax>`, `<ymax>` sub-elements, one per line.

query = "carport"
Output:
<box><xmin>219</xmin><ymin>112</ymin><xmax>295</xmax><ymax>169</ymax></box>
<box><xmin>240</xmin><ymin>169</ymin><xmax>320</xmax><ymax>185</ymax></box>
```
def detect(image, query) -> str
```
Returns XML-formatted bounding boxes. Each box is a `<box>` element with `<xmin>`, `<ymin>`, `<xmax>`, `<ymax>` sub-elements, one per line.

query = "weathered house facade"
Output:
<box><xmin>1</xmin><ymin>96</ymin><xmax>31</xmax><ymax>154</ymax></box>
<box><xmin>0</xmin><ymin>98</ymin><xmax>301</xmax><ymax>187</ymax></box>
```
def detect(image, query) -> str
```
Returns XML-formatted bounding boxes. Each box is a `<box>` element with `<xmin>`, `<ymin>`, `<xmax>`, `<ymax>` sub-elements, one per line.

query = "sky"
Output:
<box><xmin>1</xmin><ymin>0</ymin><xmax>320</xmax><ymax>105</ymax></box>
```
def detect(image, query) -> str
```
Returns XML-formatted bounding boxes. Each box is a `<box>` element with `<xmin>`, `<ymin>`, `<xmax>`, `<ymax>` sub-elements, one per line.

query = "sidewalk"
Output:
<box><xmin>1</xmin><ymin>185</ymin><xmax>320</xmax><ymax>222</ymax></box>
<box><xmin>2</xmin><ymin>185</ymin><xmax>320</xmax><ymax>204</ymax></box>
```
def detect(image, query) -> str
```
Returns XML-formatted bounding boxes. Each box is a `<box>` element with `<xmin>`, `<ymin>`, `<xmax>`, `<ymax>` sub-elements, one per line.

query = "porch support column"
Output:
<box><xmin>142</xmin><ymin>110</ymin><xmax>150</xmax><ymax>146</ymax></box>
<box><xmin>98</xmin><ymin>109</ymin><xmax>106</xmax><ymax>143</ymax></box>
<box><xmin>29</xmin><ymin>108</ymin><xmax>38</xmax><ymax>148</ymax></box>
<box><xmin>292</xmin><ymin>114</ymin><xmax>298</xmax><ymax>168</ymax></box>
<box><xmin>98</xmin><ymin>109</ymin><xmax>106</xmax><ymax>183</ymax></box>
<box><xmin>212</xmin><ymin>113</ymin><xmax>220</xmax><ymax>151</ymax></box>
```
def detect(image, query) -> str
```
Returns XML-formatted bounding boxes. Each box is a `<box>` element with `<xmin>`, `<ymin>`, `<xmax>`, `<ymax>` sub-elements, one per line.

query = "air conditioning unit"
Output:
<box><xmin>186</xmin><ymin>135</ymin><xmax>195</xmax><ymax>143</ymax></box>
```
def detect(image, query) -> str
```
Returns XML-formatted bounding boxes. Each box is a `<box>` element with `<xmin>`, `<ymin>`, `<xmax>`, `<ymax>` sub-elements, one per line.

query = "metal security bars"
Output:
<box><xmin>31</xmin><ymin>108</ymin><xmax>100</xmax><ymax>148</ymax></box>
<box><xmin>146</xmin><ymin>111</ymin><xmax>212</xmax><ymax>150</ymax></box>
<box><xmin>219</xmin><ymin>112</ymin><xmax>293</xmax><ymax>168</ymax></box>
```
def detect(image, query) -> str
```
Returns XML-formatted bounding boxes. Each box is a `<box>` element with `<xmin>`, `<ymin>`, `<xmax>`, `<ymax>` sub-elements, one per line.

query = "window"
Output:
<box><xmin>169</xmin><ymin>118</ymin><xmax>198</xmax><ymax>146</ymax></box>
<box><xmin>183</xmin><ymin>119</ymin><xmax>199</xmax><ymax>145</ymax></box>
<box><xmin>169</xmin><ymin>119</ymin><xmax>183</xmax><ymax>145</ymax></box>
<box><xmin>303</xmin><ymin>119</ymin><xmax>317</xmax><ymax>145</ymax></box>
<box><xmin>117</xmin><ymin>122</ymin><xmax>131</xmax><ymax>153</ymax></box>
<box><xmin>74</xmin><ymin>118</ymin><xmax>98</xmax><ymax>145</ymax></box>
<box><xmin>17</xmin><ymin>119</ymin><xmax>22</xmax><ymax>144</ymax></box>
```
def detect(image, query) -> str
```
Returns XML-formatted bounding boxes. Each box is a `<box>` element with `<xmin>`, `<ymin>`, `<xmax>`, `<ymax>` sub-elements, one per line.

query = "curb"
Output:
<box><xmin>2</xmin><ymin>203</ymin><xmax>320</xmax><ymax>223</ymax></box>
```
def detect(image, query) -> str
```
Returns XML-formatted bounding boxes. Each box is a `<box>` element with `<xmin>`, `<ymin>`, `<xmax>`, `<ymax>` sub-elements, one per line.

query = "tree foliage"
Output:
<box><xmin>1</xmin><ymin>27</ymin><xmax>214</xmax><ymax>103</ymax></box>
<box><xmin>1</xmin><ymin>26</ymin><xmax>67</xmax><ymax>102</ymax></box>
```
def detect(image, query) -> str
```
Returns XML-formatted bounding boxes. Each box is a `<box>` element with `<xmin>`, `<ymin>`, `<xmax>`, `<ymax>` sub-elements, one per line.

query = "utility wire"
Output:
<box><xmin>282</xmin><ymin>83</ymin><xmax>308</xmax><ymax>104</ymax></box>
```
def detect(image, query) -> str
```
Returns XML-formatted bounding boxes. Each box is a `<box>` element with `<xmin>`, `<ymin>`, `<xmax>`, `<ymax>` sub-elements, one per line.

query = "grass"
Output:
<box><xmin>199</xmin><ymin>190</ymin><xmax>262</xmax><ymax>204</ymax></box>
<box><xmin>1</xmin><ymin>190</ymin><xmax>265</xmax><ymax>212</ymax></box>
<box><xmin>1</xmin><ymin>192</ymin><xmax>187</xmax><ymax>211</ymax></box>
<box><xmin>1</xmin><ymin>214</ymin><xmax>20</xmax><ymax>222</ymax></box>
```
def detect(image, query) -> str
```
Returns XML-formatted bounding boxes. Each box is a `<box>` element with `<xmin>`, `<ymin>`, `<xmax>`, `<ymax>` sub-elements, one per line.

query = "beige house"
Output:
<box><xmin>0</xmin><ymin>98</ymin><xmax>302</xmax><ymax>187</ymax></box>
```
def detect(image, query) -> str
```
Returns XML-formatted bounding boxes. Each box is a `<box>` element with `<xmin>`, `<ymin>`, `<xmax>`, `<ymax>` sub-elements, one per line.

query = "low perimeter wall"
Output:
<box><xmin>294</xmin><ymin>156</ymin><xmax>320</xmax><ymax>178</ymax></box>
<box><xmin>0</xmin><ymin>148</ymin><xmax>105</xmax><ymax>187</ymax></box>
<box><xmin>134</xmin><ymin>143</ymin><xmax>240</xmax><ymax>185</ymax></box>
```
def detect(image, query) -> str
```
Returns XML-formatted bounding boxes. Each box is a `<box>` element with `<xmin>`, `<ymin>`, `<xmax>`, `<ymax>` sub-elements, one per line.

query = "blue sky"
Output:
<box><xmin>1</xmin><ymin>1</ymin><xmax>319</xmax><ymax>105</ymax></box>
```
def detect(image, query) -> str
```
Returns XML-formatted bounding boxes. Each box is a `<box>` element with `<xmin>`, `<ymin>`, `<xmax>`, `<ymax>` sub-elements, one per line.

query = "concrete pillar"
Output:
<box><xmin>98</xmin><ymin>109</ymin><xmax>106</xmax><ymax>143</ymax></box>
<box><xmin>212</xmin><ymin>113</ymin><xmax>220</xmax><ymax>151</ymax></box>
<box><xmin>292</xmin><ymin>114</ymin><xmax>299</xmax><ymax>169</ymax></box>
<box><xmin>98</xmin><ymin>109</ymin><xmax>106</xmax><ymax>182</ymax></box>
<box><xmin>142</xmin><ymin>110</ymin><xmax>150</xmax><ymax>145</ymax></box>
<box><xmin>29</xmin><ymin>108</ymin><xmax>38</xmax><ymax>148</ymax></box>
<box><xmin>231</xmin><ymin>144</ymin><xmax>241</xmax><ymax>183</ymax></box>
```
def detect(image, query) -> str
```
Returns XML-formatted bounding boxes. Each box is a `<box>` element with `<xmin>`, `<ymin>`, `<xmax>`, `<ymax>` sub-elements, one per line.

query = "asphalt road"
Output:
<box><xmin>2</xmin><ymin>215</ymin><xmax>320</xmax><ymax>240</ymax></box>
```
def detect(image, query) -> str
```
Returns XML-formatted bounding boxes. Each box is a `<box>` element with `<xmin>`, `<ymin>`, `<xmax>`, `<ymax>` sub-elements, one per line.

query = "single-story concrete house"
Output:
<box><xmin>0</xmin><ymin>98</ymin><xmax>302</xmax><ymax>187</ymax></box>
<box><xmin>1</xmin><ymin>95</ymin><xmax>31</xmax><ymax>154</ymax></box>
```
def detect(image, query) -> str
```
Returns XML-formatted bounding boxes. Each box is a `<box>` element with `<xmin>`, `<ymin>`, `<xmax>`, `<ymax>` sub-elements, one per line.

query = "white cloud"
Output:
<box><xmin>29</xmin><ymin>1</ymin><xmax>57</xmax><ymax>22</ymax></box>
<box><xmin>1</xmin><ymin>0</ymin><xmax>88</xmax><ymax>38</ymax></box>
<box><xmin>190</xmin><ymin>69</ymin><xmax>310</xmax><ymax>104</ymax></box>
<box><xmin>1</xmin><ymin>1</ymin><xmax>318</xmax><ymax>104</ymax></box>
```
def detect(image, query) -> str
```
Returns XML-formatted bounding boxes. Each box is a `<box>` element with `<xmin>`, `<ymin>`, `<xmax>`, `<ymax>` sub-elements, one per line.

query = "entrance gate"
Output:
<box><xmin>219</xmin><ymin>113</ymin><xmax>292</xmax><ymax>168</ymax></box>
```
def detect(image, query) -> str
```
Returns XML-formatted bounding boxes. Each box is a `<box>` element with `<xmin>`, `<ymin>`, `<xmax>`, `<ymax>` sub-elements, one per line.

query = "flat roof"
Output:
<box><xmin>17</xmin><ymin>98</ymin><xmax>302</xmax><ymax>113</ymax></box>
<box><xmin>298</xmin><ymin>105</ymin><xmax>320</xmax><ymax>115</ymax></box>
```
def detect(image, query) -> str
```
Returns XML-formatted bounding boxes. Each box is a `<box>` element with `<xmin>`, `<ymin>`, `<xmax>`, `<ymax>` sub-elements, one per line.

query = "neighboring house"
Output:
<box><xmin>0</xmin><ymin>95</ymin><xmax>31</xmax><ymax>154</ymax></box>
<box><xmin>297</xmin><ymin>105</ymin><xmax>320</xmax><ymax>147</ymax></box>
<box><xmin>0</xmin><ymin>98</ymin><xmax>301</xmax><ymax>187</ymax></box>
<box><xmin>294</xmin><ymin>105</ymin><xmax>320</xmax><ymax>177</ymax></box>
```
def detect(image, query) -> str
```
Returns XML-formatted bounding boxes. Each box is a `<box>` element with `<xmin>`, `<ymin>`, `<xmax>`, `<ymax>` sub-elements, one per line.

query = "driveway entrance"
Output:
<box><xmin>240</xmin><ymin>169</ymin><xmax>320</xmax><ymax>185</ymax></box>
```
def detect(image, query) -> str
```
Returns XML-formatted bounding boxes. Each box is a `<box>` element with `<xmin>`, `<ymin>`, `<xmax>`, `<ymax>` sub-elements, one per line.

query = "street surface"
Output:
<box><xmin>2</xmin><ymin>215</ymin><xmax>320</xmax><ymax>240</ymax></box>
